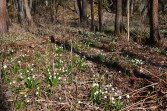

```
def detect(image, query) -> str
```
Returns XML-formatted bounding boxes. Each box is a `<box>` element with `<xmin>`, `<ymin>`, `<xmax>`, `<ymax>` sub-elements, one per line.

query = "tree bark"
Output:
<box><xmin>50</xmin><ymin>0</ymin><xmax>54</xmax><ymax>22</ymax></box>
<box><xmin>77</xmin><ymin>0</ymin><xmax>82</xmax><ymax>22</ymax></box>
<box><xmin>82</xmin><ymin>0</ymin><xmax>87</xmax><ymax>26</ymax></box>
<box><xmin>91</xmin><ymin>0</ymin><xmax>95</xmax><ymax>31</ymax></box>
<box><xmin>0</xmin><ymin>0</ymin><xmax>8</xmax><ymax>34</ymax></box>
<box><xmin>115</xmin><ymin>0</ymin><xmax>123</xmax><ymax>34</ymax></box>
<box><xmin>29</xmin><ymin>0</ymin><xmax>33</xmax><ymax>12</ymax></box>
<box><xmin>148</xmin><ymin>0</ymin><xmax>160</xmax><ymax>45</ymax></box>
<box><xmin>130</xmin><ymin>0</ymin><xmax>134</xmax><ymax>16</ymax></box>
<box><xmin>24</xmin><ymin>0</ymin><xmax>33</xmax><ymax>26</ymax></box>
<box><xmin>98</xmin><ymin>0</ymin><xmax>103</xmax><ymax>32</ymax></box>
<box><xmin>74</xmin><ymin>0</ymin><xmax>79</xmax><ymax>17</ymax></box>
<box><xmin>17</xmin><ymin>0</ymin><xmax>24</xmax><ymax>24</ymax></box>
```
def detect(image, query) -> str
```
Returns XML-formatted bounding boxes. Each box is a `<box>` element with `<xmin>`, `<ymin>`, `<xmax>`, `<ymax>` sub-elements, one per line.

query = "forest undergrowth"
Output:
<box><xmin>0</xmin><ymin>7</ymin><xmax>167</xmax><ymax>111</ymax></box>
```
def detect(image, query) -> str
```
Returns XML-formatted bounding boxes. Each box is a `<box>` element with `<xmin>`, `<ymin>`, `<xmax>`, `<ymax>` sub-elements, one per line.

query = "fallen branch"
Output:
<box><xmin>120</xmin><ymin>94</ymin><xmax>157</xmax><ymax>111</ymax></box>
<box><xmin>141</xmin><ymin>67</ymin><xmax>166</xmax><ymax>84</ymax></box>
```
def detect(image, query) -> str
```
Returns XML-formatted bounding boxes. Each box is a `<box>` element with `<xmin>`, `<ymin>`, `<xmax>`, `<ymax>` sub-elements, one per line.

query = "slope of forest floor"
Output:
<box><xmin>0</xmin><ymin>6</ymin><xmax>167</xmax><ymax>111</ymax></box>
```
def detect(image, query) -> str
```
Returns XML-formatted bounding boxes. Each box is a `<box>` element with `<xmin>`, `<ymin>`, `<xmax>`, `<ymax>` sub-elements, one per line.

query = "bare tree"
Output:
<box><xmin>91</xmin><ymin>0</ymin><xmax>95</xmax><ymax>31</ymax></box>
<box><xmin>17</xmin><ymin>0</ymin><xmax>24</xmax><ymax>24</ymax></box>
<box><xmin>82</xmin><ymin>0</ymin><xmax>87</xmax><ymax>25</ymax></box>
<box><xmin>74</xmin><ymin>0</ymin><xmax>80</xmax><ymax>17</ymax></box>
<box><xmin>0</xmin><ymin>0</ymin><xmax>8</xmax><ymax>34</ymax></box>
<box><xmin>115</xmin><ymin>0</ymin><xmax>124</xmax><ymax>34</ymax></box>
<box><xmin>24</xmin><ymin>0</ymin><xmax>33</xmax><ymax>26</ymax></box>
<box><xmin>98</xmin><ymin>0</ymin><xmax>103</xmax><ymax>32</ymax></box>
<box><xmin>148</xmin><ymin>0</ymin><xmax>161</xmax><ymax>45</ymax></box>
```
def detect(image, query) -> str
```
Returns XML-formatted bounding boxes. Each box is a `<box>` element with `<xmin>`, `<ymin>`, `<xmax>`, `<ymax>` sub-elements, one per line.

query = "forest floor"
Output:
<box><xmin>0</xmin><ymin>6</ymin><xmax>167</xmax><ymax>111</ymax></box>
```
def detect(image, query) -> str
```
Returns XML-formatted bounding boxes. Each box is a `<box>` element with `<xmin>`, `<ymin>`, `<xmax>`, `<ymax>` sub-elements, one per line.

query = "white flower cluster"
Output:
<box><xmin>131</xmin><ymin>58</ymin><xmax>144</xmax><ymax>65</ymax></box>
<box><xmin>92</xmin><ymin>83</ymin><xmax>99</xmax><ymax>87</ymax></box>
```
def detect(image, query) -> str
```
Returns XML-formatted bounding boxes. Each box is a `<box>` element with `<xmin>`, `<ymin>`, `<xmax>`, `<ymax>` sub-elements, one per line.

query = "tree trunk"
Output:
<box><xmin>55</xmin><ymin>0</ymin><xmax>59</xmax><ymax>19</ymax></box>
<box><xmin>115</xmin><ymin>0</ymin><xmax>123</xmax><ymax>34</ymax></box>
<box><xmin>74</xmin><ymin>0</ymin><xmax>79</xmax><ymax>17</ymax></box>
<box><xmin>91</xmin><ymin>0</ymin><xmax>95</xmax><ymax>31</ymax></box>
<box><xmin>148</xmin><ymin>0</ymin><xmax>160</xmax><ymax>45</ymax></box>
<box><xmin>24</xmin><ymin>0</ymin><xmax>33</xmax><ymax>26</ymax></box>
<box><xmin>77</xmin><ymin>0</ymin><xmax>82</xmax><ymax>22</ymax></box>
<box><xmin>130</xmin><ymin>0</ymin><xmax>134</xmax><ymax>16</ymax></box>
<box><xmin>82</xmin><ymin>0</ymin><xmax>87</xmax><ymax>26</ymax></box>
<box><xmin>17</xmin><ymin>0</ymin><xmax>24</xmax><ymax>24</ymax></box>
<box><xmin>98</xmin><ymin>0</ymin><xmax>103</xmax><ymax>32</ymax></box>
<box><xmin>29</xmin><ymin>0</ymin><xmax>33</xmax><ymax>12</ymax></box>
<box><xmin>50</xmin><ymin>0</ymin><xmax>54</xmax><ymax>22</ymax></box>
<box><xmin>0</xmin><ymin>0</ymin><xmax>8</xmax><ymax>34</ymax></box>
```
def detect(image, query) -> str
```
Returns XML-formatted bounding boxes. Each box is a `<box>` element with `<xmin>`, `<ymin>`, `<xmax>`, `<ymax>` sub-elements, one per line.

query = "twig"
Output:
<box><xmin>121</xmin><ymin>83</ymin><xmax>158</xmax><ymax>98</ymax></box>
<box><xmin>120</xmin><ymin>94</ymin><xmax>157</xmax><ymax>111</ymax></box>
<box><xmin>36</xmin><ymin>99</ymin><xmax>69</xmax><ymax>105</ymax></box>
<box><xmin>141</xmin><ymin>67</ymin><xmax>166</xmax><ymax>84</ymax></box>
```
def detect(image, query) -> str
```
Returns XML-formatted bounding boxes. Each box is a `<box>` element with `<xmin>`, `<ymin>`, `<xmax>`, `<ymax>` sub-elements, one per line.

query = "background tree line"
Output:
<box><xmin>0</xmin><ymin>0</ymin><xmax>167</xmax><ymax>46</ymax></box>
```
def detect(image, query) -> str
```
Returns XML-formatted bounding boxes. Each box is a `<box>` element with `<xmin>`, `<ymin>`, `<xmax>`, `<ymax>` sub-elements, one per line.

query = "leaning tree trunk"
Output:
<box><xmin>115</xmin><ymin>0</ymin><xmax>123</xmax><ymax>34</ymax></box>
<box><xmin>82</xmin><ymin>0</ymin><xmax>87</xmax><ymax>26</ymax></box>
<box><xmin>149</xmin><ymin>0</ymin><xmax>160</xmax><ymax>45</ymax></box>
<box><xmin>0</xmin><ymin>0</ymin><xmax>8</xmax><ymax>34</ymax></box>
<box><xmin>98</xmin><ymin>0</ymin><xmax>103</xmax><ymax>32</ymax></box>
<box><xmin>91</xmin><ymin>0</ymin><xmax>95</xmax><ymax>31</ymax></box>
<box><xmin>24</xmin><ymin>0</ymin><xmax>33</xmax><ymax>26</ymax></box>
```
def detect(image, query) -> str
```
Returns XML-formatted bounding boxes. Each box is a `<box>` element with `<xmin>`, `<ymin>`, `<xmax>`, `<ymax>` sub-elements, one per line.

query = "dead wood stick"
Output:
<box><xmin>120</xmin><ymin>83</ymin><xmax>158</xmax><ymax>98</ymax></box>
<box><xmin>120</xmin><ymin>94</ymin><xmax>157</xmax><ymax>111</ymax></box>
<box><xmin>141</xmin><ymin>67</ymin><xmax>166</xmax><ymax>84</ymax></box>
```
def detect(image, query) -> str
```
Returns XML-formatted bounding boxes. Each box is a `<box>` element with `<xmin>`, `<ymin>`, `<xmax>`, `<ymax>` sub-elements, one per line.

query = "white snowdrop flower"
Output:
<box><xmin>9</xmin><ymin>82</ymin><xmax>12</xmax><ymax>85</ymax></box>
<box><xmin>20</xmin><ymin>73</ymin><xmax>22</xmax><ymax>76</ymax></box>
<box><xmin>102</xmin><ymin>91</ymin><xmax>104</xmax><ymax>94</ymax></box>
<box><xmin>112</xmin><ymin>101</ymin><xmax>115</xmax><ymax>104</ymax></box>
<box><xmin>93</xmin><ymin>75</ymin><xmax>95</xmax><ymax>77</ymax></box>
<box><xmin>36</xmin><ymin>92</ymin><xmax>39</xmax><ymax>95</ymax></box>
<box><xmin>111</xmin><ymin>97</ymin><xmax>114</xmax><ymax>101</ymax></box>
<box><xmin>4</xmin><ymin>65</ymin><xmax>7</xmax><ymax>69</ymax></box>
<box><xmin>31</xmin><ymin>68</ymin><xmax>33</xmax><ymax>71</ymax></box>
<box><xmin>126</xmin><ymin>55</ymin><xmax>128</xmax><ymax>57</ymax></box>
<box><xmin>106</xmin><ymin>85</ymin><xmax>109</xmax><ymax>87</ymax></box>
<box><xmin>109</xmin><ymin>84</ymin><xmax>112</xmax><ymax>87</ymax></box>
<box><xmin>105</xmin><ymin>87</ymin><xmax>108</xmax><ymax>90</ymax></box>
<box><xmin>24</xmin><ymin>95</ymin><xmax>27</xmax><ymax>98</ymax></box>
<box><xmin>112</xmin><ymin>88</ymin><xmax>114</xmax><ymax>91</ymax></box>
<box><xmin>119</xmin><ymin>96</ymin><xmax>122</xmax><ymax>99</ymax></box>
<box><xmin>54</xmin><ymin>73</ymin><xmax>56</xmax><ymax>75</ymax></box>
<box><xmin>115</xmin><ymin>92</ymin><xmax>117</xmax><ymax>95</ymax></box>
<box><xmin>126</xmin><ymin>95</ymin><xmax>130</xmax><ymax>98</ymax></box>
<box><xmin>27</xmin><ymin>70</ymin><xmax>29</xmax><ymax>73</ymax></box>
<box><xmin>21</xmin><ymin>76</ymin><xmax>23</xmax><ymax>79</ymax></box>
<box><xmin>37</xmin><ymin>87</ymin><xmax>39</xmax><ymax>90</ymax></box>
<box><xmin>104</xmin><ymin>96</ymin><xmax>107</xmax><ymax>98</ymax></box>
<box><xmin>32</xmin><ymin>64</ymin><xmax>34</xmax><ymax>66</ymax></box>
<box><xmin>58</xmin><ymin>77</ymin><xmax>61</xmax><ymax>80</ymax></box>
<box><xmin>54</xmin><ymin>76</ymin><xmax>57</xmax><ymax>79</ymax></box>
<box><xmin>27</xmin><ymin>100</ymin><xmax>30</xmax><ymax>102</ymax></box>
<box><xmin>48</xmin><ymin>69</ymin><xmax>49</xmax><ymax>72</ymax></box>
<box><xmin>13</xmin><ymin>81</ymin><xmax>16</xmax><ymax>84</ymax></box>
<box><xmin>78</xmin><ymin>100</ymin><xmax>81</xmax><ymax>103</ymax></box>
<box><xmin>32</xmin><ymin>75</ymin><xmax>35</xmax><ymax>79</ymax></box>
<box><xmin>105</xmin><ymin>91</ymin><xmax>108</xmax><ymax>94</ymax></box>
<box><xmin>99</xmin><ymin>89</ymin><xmax>102</xmax><ymax>92</ymax></box>
<box><xmin>49</xmin><ymin>72</ymin><xmax>51</xmax><ymax>74</ymax></box>
<box><xmin>119</xmin><ymin>71</ymin><xmax>121</xmax><ymax>73</ymax></box>
<box><xmin>59</xmin><ymin>97</ymin><xmax>61</xmax><ymax>100</ymax></box>
<box><xmin>27</xmin><ymin>77</ymin><xmax>30</xmax><ymax>80</ymax></box>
